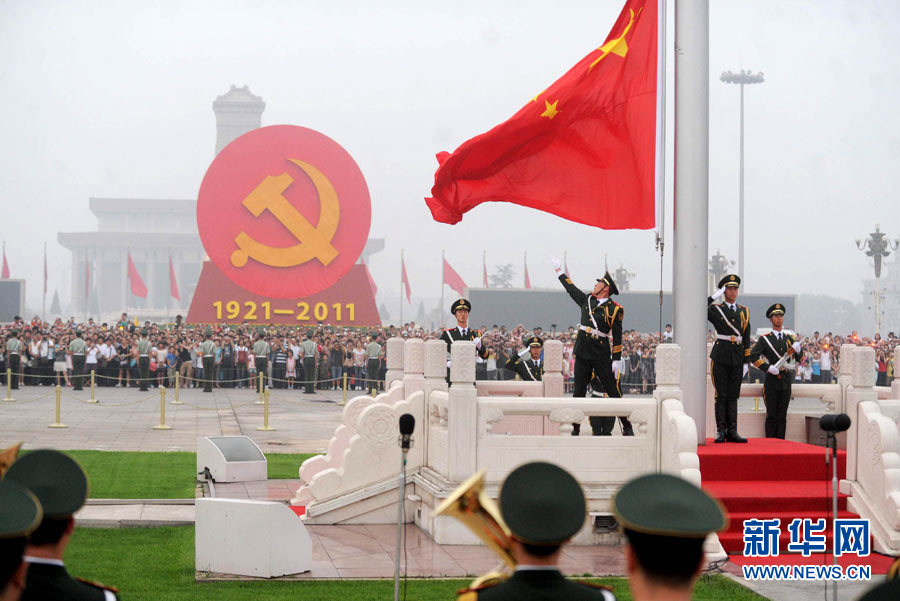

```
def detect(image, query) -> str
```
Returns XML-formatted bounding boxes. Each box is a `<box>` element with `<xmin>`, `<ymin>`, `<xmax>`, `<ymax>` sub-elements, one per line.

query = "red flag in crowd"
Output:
<box><xmin>361</xmin><ymin>259</ymin><xmax>378</xmax><ymax>298</ymax></box>
<box><xmin>524</xmin><ymin>257</ymin><xmax>531</xmax><ymax>290</ymax></box>
<box><xmin>442</xmin><ymin>258</ymin><xmax>467</xmax><ymax>296</ymax></box>
<box><xmin>1</xmin><ymin>244</ymin><xmax>9</xmax><ymax>279</ymax></box>
<box><xmin>169</xmin><ymin>256</ymin><xmax>180</xmax><ymax>301</ymax></box>
<box><xmin>127</xmin><ymin>252</ymin><xmax>147</xmax><ymax>298</ymax></box>
<box><xmin>84</xmin><ymin>257</ymin><xmax>90</xmax><ymax>300</ymax></box>
<box><xmin>400</xmin><ymin>256</ymin><xmax>411</xmax><ymax>303</ymax></box>
<box><xmin>425</xmin><ymin>0</ymin><xmax>658</xmax><ymax>230</ymax></box>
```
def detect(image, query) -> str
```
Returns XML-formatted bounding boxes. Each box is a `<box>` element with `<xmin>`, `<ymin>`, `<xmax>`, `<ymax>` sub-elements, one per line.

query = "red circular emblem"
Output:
<box><xmin>197</xmin><ymin>125</ymin><xmax>371</xmax><ymax>299</ymax></box>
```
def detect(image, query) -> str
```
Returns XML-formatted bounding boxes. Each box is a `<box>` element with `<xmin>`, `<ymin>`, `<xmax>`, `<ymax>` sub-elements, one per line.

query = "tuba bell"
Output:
<box><xmin>434</xmin><ymin>469</ymin><xmax>515</xmax><ymax>587</ymax></box>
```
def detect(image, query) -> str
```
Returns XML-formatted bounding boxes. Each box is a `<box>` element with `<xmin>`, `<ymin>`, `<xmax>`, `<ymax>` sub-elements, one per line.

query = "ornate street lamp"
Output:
<box><xmin>856</xmin><ymin>224</ymin><xmax>899</xmax><ymax>334</ymax></box>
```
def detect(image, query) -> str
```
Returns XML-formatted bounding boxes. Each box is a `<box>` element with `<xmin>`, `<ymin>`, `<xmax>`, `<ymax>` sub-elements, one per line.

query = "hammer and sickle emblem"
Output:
<box><xmin>230</xmin><ymin>159</ymin><xmax>340</xmax><ymax>268</ymax></box>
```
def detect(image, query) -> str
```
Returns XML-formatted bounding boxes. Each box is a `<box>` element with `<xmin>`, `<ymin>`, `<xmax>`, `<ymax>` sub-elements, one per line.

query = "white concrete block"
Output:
<box><xmin>197</xmin><ymin>436</ymin><xmax>267</xmax><ymax>483</ymax></box>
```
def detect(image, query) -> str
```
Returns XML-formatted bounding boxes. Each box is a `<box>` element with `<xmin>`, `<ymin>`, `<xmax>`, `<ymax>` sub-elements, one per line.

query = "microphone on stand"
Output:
<box><xmin>818</xmin><ymin>413</ymin><xmax>850</xmax><ymax>601</ymax></box>
<box><xmin>394</xmin><ymin>413</ymin><xmax>415</xmax><ymax>601</ymax></box>
<box><xmin>819</xmin><ymin>413</ymin><xmax>851</xmax><ymax>433</ymax></box>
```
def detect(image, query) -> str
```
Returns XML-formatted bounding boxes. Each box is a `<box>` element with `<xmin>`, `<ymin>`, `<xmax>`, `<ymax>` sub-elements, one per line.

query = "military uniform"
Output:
<box><xmin>365</xmin><ymin>339</ymin><xmax>383</xmax><ymax>391</ymax></box>
<box><xmin>707</xmin><ymin>274</ymin><xmax>750</xmax><ymax>443</ymax></box>
<box><xmin>750</xmin><ymin>303</ymin><xmax>802</xmax><ymax>439</ymax></box>
<box><xmin>589</xmin><ymin>374</ymin><xmax>633</xmax><ymax>436</ymax></box>
<box><xmin>199</xmin><ymin>335</ymin><xmax>216</xmax><ymax>393</ymax></box>
<box><xmin>440</xmin><ymin>299</ymin><xmax>489</xmax><ymax>382</ymax></box>
<box><xmin>301</xmin><ymin>337</ymin><xmax>317</xmax><ymax>393</ymax></box>
<box><xmin>6</xmin><ymin>331</ymin><xmax>22</xmax><ymax>389</ymax></box>
<box><xmin>456</xmin><ymin>462</ymin><xmax>616</xmax><ymax>601</ymax></box>
<box><xmin>68</xmin><ymin>333</ymin><xmax>87</xmax><ymax>391</ymax></box>
<box><xmin>136</xmin><ymin>332</ymin><xmax>151</xmax><ymax>392</ymax></box>
<box><xmin>6</xmin><ymin>450</ymin><xmax>120</xmax><ymax>601</ymax></box>
<box><xmin>504</xmin><ymin>336</ymin><xmax>543</xmax><ymax>382</ymax></box>
<box><xmin>252</xmin><ymin>334</ymin><xmax>270</xmax><ymax>392</ymax></box>
<box><xmin>0</xmin><ymin>478</ymin><xmax>42</xmax><ymax>601</ymax></box>
<box><xmin>558</xmin><ymin>272</ymin><xmax>623</xmax><ymax>436</ymax></box>
<box><xmin>613</xmin><ymin>473</ymin><xmax>726</xmax><ymax>601</ymax></box>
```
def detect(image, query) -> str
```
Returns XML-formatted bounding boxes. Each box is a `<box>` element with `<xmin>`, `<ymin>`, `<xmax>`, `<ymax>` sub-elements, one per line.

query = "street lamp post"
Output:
<box><xmin>720</xmin><ymin>69</ymin><xmax>764</xmax><ymax>288</ymax></box>
<box><xmin>856</xmin><ymin>224</ymin><xmax>899</xmax><ymax>335</ymax></box>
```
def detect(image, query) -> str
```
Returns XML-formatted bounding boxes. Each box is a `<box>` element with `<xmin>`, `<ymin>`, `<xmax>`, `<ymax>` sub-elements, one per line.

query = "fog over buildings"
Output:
<box><xmin>1</xmin><ymin>0</ymin><xmax>899</xmax><ymax>331</ymax></box>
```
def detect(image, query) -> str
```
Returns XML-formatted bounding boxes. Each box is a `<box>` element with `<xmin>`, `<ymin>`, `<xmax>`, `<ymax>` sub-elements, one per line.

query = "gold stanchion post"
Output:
<box><xmin>255</xmin><ymin>373</ymin><xmax>265</xmax><ymax>405</ymax></box>
<box><xmin>153</xmin><ymin>386</ymin><xmax>172</xmax><ymax>430</ymax></box>
<box><xmin>48</xmin><ymin>385</ymin><xmax>67</xmax><ymax>428</ymax></box>
<box><xmin>338</xmin><ymin>372</ymin><xmax>348</xmax><ymax>406</ymax></box>
<box><xmin>172</xmin><ymin>372</ymin><xmax>183</xmax><ymax>404</ymax></box>
<box><xmin>754</xmin><ymin>397</ymin><xmax>760</xmax><ymax>412</ymax></box>
<box><xmin>84</xmin><ymin>370</ymin><xmax>98</xmax><ymax>403</ymax></box>
<box><xmin>2</xmin><ymin>369</ymin><xmax>13</xmax><ymax>402</ymax></box>
<box><xmin>371</xmin><ymin>386</ymin><xmax>377</xmax><ymax>398</ymax></box>
<box><xmin>257</xmin><ymin>388</ymin><xmax>275</xmax><ymax>431</ymax></box>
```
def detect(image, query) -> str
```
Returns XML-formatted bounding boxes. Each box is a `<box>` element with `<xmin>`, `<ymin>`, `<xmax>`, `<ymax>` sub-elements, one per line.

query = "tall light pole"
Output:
<box><xmin>856</xmin><ymin>224</ymin><xmax>899</xmax><ymax>335</ymax></box>
<box><xmin>720</xmin><ymin>69</ymin><xmax>764</xmax><ymax>288</ymax></box>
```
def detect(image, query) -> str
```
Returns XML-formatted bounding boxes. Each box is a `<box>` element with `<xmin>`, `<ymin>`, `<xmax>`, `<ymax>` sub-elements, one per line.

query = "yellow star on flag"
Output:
<box><xmin>540</xmin><ymin>99</ymin><xmax>560</xmax><ymax>120</ymax></box>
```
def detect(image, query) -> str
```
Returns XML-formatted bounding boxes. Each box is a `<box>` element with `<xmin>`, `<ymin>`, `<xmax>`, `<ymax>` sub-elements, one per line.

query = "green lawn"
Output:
<box><xmin>58</xmin><ymin>451</ymin><xmax>315</xmax><ymax>498</ymax></box>
<box><xmin>66</xmin><ymin>526</ymin><xmax>765</xmax><ymax>601</ymax></box>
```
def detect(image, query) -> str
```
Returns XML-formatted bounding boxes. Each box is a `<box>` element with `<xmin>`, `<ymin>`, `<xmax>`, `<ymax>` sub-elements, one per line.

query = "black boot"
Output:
<box><xmin>571</xmin><ymin>423</ymin><xmax>581</xmax><ymax>436</ymax></box>
<box><xmin>726</xmin><ymin>402</ymin><xmax>748</xmax><ymax>443</ymax></box>
<box><xmin>714</xmin><ymin>402</ymin><xmax>727</xmax><ymax>443</ymax></box>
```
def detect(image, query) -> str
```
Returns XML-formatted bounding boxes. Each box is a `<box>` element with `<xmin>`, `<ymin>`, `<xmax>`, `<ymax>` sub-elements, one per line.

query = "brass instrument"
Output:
<box><xmin>435</xmin><ymin>469</ymin><xmax>515</xmax><ymax>587</ymax></box>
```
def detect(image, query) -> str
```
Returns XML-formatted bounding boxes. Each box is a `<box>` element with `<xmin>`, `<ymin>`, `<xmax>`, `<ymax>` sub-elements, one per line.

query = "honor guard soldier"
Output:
<box><xmin>301</xmin><ymin>332</ymin><xmax>318</xmax><ymax>393</ymax></box>
<box><xmin>199</xmin><ymin>329</ymin><xmax>216</xmax><ymax>393</ymax></box>
<box><xmin>68</xmin><ymin>331</ymin><xmax>87</xmax><ymax>391</ymax></box>
<box><xmin>750</xmin><ymin>303</ymin><xmax>803</xmax><ymax>439</ymax></box>
<box><xmin>504</xmin><ymin>336</ymin><xmax>543</xmax><ymax>381</ymax></box>
<box><xmin>707</xmin><ymin>274</ymin><xmax>750</xmax><ymax>443</ymax></box>
<box><xmin>136</xmin><ymin>329</ymin><xmax>152</xmax><ymax>392</ymax></box>
<box><xmin>440</xmin><ymin>299</ymin><xmax>489</xmax><ymax>382</ymax></box>
<box><xmin>6</xmin><ymin>450</ymin><xmax>120</xmax><ymax>601</ymax></box>
<box><xmin>590</xmin><ymin>373</ymin><xmax>634</xmax><ymax>436</ymax></box>
<box><xmin>457</xmin><ymin>462</ymin><xmax>616</xmax><ymax>601</ymax></box>
<box><xmin>614</xmin><ymin>473</ymin><xmax>726</xmax><ymax>601</ymax></box>
<box><xmin>5</xmin><ymin>331</ymin><xmax>22</xmax><ymax>390</ymax></box>
<box><xmin>0</xmin><ymin>480</ymin><xmax>42</xmax><ymax>601</ymax></box>
<box><xmin>553</xmin><ymin>258</ymin><xmax>623</xmax><ymax>436</ymax></box>
<box><xmin>252</xmin><ymin>329</ymin><xmax>271</xmax><ymax>393</ymax></box>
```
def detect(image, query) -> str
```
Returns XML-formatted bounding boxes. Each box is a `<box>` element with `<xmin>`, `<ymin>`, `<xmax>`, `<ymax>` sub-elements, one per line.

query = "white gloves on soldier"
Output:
<box><xmin>711</xmin><ymin>286</ymin><xmax>727</xmax><ymax>300</ymax></box>
<box><xmin>550</xmin><ymin>255</ymin><xmax>562</xmax><ymax>273</ymax></box>
<box><xmin>742</xmin><ymin>364</ymin><xmax>749</xmax><ymax>378</ymax></box>
<box><xmin>767</xmin><ymin>365</ymin><xmax>779</xmax><ymax>375</ymax></box>
<box><xmin>474</xmin><ymin>336</ymin><xmax>482</xmax><ymax>349</ymax></box>
<box><xmin>792</xmin><ymin>341</ymin><xmax>801</xmax><ymax>353</ymax></box>
<box><xmin>612</xmin><ymin>360</ymin><xmax>622</xmax><ymax>377</ymax></box>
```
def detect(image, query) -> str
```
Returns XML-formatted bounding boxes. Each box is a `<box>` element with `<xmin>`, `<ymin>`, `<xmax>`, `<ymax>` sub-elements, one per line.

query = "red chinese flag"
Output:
<box><xmin>401</xmin><ymin>257</ymin><xmax>411</xmax><ymax>303</ymax></box>
<box><xmin>483</xmin><ymin>259</ymin><xmax>489</xmax><ymax>288</ymax></box>
<box><xmin>127</xmin><ymin>252</ymin><xmax>148</xmax><ymax>298</ymax></box>
<box><xmin>442</xmin><ymin>258</ymin><xmax>467</xmax><ymax>296</ymax></box>
<box><xmin>169</xmin><ymin>256</ymin><xmax>180</xmax><ymax>301</ymax></box>
<box><xmin>1</xmin><ymin>247</ymin><xmax>9</xmax><ymax>279</ymax></box>
<box><xmin>426</xmin><ymin>0</ymin><xmax>657</xmax><ymax>229</ymax></box>
<box><xmin>524</xmin><ymin>262</ymin><xmax>531</xmax><ymax>290</ymax></box>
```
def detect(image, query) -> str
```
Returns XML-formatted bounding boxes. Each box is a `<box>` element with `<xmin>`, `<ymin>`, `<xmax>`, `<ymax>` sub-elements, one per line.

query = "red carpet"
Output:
<box><xmin>700</xmin><ymin>438</ymin><xmax>854</xmax><ymax>555</ymax></box>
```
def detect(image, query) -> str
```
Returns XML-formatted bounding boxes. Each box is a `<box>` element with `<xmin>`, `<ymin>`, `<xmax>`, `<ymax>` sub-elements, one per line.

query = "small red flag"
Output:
<box><xmin>1</xmin><ymin>246</ymin><xmax>9</xmax><ymax>279</ymax></box>
<box><xmin>401</xmin><ymin>257</ymin><xmax>411</xmax><ymax>303</ymax></box>
<box><xmin>169</xmin><ymin>256</ymin><xmax>180</xmax><ymax>301</ymax></box>
<box><xmin>426</xmin><ymin>0</ymin><xmax>657</xmax><ymax>230</ymax></box>
<box><xmin>442</xmin><ymin>258</ymin><xmax>467</xmax><ymax>297</ymax></box>
<box><xmin>127</xmin><ymin>252</ymin><xmax>148</xmax><ymax>298</ymax></box>
<box><xmin>483</xmin><ymin>257</ymin><xmax>489</xmax><ymax>288</ymax></box>
<box><xmin>524</xmin><ymin>261</ymin><xmax>531</xmax><ymax>290</ymax></box>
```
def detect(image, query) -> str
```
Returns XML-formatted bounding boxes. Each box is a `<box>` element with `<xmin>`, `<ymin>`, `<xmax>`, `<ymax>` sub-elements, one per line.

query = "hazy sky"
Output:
<box><xmin>2</xmin><ymin>0</ymin><xmax>899</xmax><ymax>316</ymax></box>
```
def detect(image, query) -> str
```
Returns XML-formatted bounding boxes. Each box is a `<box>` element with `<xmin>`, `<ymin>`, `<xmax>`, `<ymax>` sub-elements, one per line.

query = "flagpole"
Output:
<box><xmin>440</xmin><ymin>250</ymin><xmax>445</xmax><ymax>329</ymax></box>
<box><xmin>399</xmin><ymin>249</ymin><xmax>403</xmax><ymax>325</ymax></box>
<box><xmin>42</xmin><ymin>241</ymin><xmax>47</xmax><ymax>322</ymax></box>
<box><xmin>123</xmin><ymin>250</ymin><xmax>128</xmax><ymax>319</ymax></box>
<box><xmin>166</xmin><ymin>255</ymin><xmax>171</xmax><ymax>326</ymax></box>
<box><xmin>83</xmin><ymin>251</ymin><xmax>88</xmax><ymax>325</ymax></box>
<box><xmin>656</xmin><ymin>0</ymin><xmax>669</xmax><ymax>344</ymax></box>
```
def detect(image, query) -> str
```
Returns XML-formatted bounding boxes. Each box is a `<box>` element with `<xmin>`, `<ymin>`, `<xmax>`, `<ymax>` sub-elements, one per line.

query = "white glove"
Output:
<box><xmin>767</xmin><ymin>365</ymin><xmax>779</xmax><ymax>376</ymax></box>
<box><xmin>792</xmin><ymin>341</ymin><xmax>801</xmax><ymax>353</ymax></box>
<box><xmin>550</xmin><ymin>255</ymin><xmax>562</xmax><ymax>273</ymax></box>
<box><xmin>474</xmin><ymin>336</ymin><xmax>482</xmax><ymax>349</ymax></box>
<box><xmin>711</xmin><ymin>286</ymin><xmax>727</xmax><ymax>300</ymax></box>
<box><xmin>743</xmin><ymin>364</ymin><xmax>749</xmax><ymax>378</ymax></box>
<box><xmin>612</xmin><ymin>360</ymin><xmax>622</xmax><ymax>377</ymax></box>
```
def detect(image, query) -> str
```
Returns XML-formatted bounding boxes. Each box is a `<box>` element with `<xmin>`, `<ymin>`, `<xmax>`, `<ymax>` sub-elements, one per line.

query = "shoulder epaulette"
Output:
<box><xmin>76</xmin><ymin>577</ymin><xmax>119</xmax><ymax>594</ymax></box>
<box><xmin>456</xmin><ymin>576</ymin><xmax>504</xmax><ymax>597</ymax></box>
<box><xmin>574</xmin><ymin>579</ymin><xmax>614</xmax><ymax>591</ymax></box>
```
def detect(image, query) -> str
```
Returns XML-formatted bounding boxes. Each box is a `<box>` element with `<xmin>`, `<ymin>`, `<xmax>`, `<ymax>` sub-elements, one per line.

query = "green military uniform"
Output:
<box><xmin>301</xmin><ymin>337</ymin><xmax>318</xmax><ymax>393</ymax></box>
<box><xmin>613</xmin><ymin>473</ymin><xmax>726</xmax><ymax>601</ymax></box>
<box><xmin>365</xmin><ymin>339</ymin><xmax>382</xmax><ymax>391</ymax></box>
<box><xmin>0</xmin><ymin>478</ymin><xmax>43</xmax><ymax>600</ymax></box>
<box><xmin>504</xmin><ymin>336</ymin><xmax>543</xmax><ymax>382</ymax></box>
<box><xmin>6</xmin><ymin>450</ymin><xmax>120</xmax><ymax>601</ymax></box>
<box><xmin>68</xmin><ymin>333</ymin><xmax>87</xmax><ymax>391</ymax></box>
<box><xmin>199</xmin><ymin>334</ymin><xmax>216</xmax><ymax>393</ymax></box>
<box><xmin>6</xmin><ymin>331</ymin><xmax>22</xmax><ymax>390</ymax></box>
<box><xmin>457</xmin><ymin>462</ymin><xmax>616</xmax><ymax>601</ymax></box>
<box><xmin>252</xmin><ymin>335</ymin><xmax>270</xmax><ymax>392</ymax></box>
<box><xmin>136</xmin><ymin>331</ymin><xmax>151</xmax><ymax>392</ymax></box>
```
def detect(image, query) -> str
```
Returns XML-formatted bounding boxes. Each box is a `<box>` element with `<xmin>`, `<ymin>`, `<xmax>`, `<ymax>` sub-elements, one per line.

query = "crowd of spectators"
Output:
<box><xmin>0</xmin><ymin>314</ymin><xmax>897</xmax><ymax>392</ymax></box>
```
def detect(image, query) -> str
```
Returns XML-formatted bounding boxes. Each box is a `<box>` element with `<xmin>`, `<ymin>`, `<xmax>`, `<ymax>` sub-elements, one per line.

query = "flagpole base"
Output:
<box><xmin>48</xmin><ymin>423</ymin><xmax>68</xmax><ymax>429</ymax></box>
<box><xmin>153</xmin><ymin>424</ymin><xmax>173</xmax><ymax>430</ymax></box>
